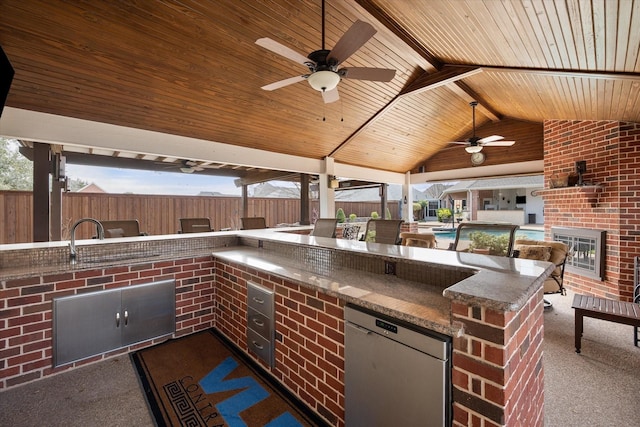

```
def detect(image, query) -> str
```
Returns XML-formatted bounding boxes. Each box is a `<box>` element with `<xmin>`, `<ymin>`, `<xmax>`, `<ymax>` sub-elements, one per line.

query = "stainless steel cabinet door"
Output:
<box><xmin>121</xmin><ymin>279</ymin><xmax>175</xmax><ymax>345</ymax></box>
<box><xmin>53</xmin><ymin>289</ymin><xmax>122</xmax><ymax>366</ymax></box>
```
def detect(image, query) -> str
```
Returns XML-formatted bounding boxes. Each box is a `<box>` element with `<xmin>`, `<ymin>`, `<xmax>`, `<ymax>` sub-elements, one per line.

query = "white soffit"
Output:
<box><xmin>0</xmin><ymin>107</ymin><xmax>324</xmax><ymax>175</ymax></box>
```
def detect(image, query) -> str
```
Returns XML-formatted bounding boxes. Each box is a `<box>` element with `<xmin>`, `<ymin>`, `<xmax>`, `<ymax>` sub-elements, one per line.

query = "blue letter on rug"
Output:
<box><xmin>199</xmin><ymin>356</ymin><xmax>302</xmax><ymax>427</ymax></box>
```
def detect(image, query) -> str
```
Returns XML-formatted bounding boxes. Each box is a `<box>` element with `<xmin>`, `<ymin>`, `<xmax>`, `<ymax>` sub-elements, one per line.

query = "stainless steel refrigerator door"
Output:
<box><xmin>345</xmin><ymin>320</ymin><xmax>448</xmax><ymax>427</ymax></box>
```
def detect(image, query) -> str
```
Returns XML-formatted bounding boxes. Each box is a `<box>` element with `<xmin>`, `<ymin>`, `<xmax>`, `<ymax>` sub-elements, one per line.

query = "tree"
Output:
<box><xmin>1</xmin><ymin>138</ymin><xmax>90</xmax><ymax>192</ymax></box>
<box><xmin>68</xmin><ymin>177</ymin><xmax>89</xmax><ymax>192</ymax></box>
<box><xmin>0</xmin><ymin>138</ymin><xmax>33</xmax><ymax>190</ymax></box>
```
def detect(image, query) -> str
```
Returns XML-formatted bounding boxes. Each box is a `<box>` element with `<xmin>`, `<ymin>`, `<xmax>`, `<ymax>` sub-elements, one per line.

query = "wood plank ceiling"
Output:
<box><xmin>0</xmin><ymin>0</ymin><xmax>638</xmax><ymax>179</ymax></box>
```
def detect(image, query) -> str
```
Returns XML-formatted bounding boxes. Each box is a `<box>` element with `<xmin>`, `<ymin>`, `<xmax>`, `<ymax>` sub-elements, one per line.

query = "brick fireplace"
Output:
<box><xmin>541</xmin><ymin>120</ymin><xmax>640</xmax><ymax>301</ymax></box>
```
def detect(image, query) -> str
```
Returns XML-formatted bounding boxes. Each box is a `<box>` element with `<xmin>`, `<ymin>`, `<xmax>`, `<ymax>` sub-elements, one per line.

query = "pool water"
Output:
<box><xmin>433</xmin><ymin>229</ymin><xmax>544</xmax><ymax>241</ymax></box>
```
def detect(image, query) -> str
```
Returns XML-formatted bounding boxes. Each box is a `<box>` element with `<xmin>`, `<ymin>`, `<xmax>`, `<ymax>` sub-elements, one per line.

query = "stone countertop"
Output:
<box><xmin>212</xmin><ymin>246</ymin><xmax>457</xmax><ymax>336</ymax></box>
<box><xmin>211</xmin><ymin>230</ymin><xmax>555</xmax><ymax>335</ymax></box>
<box><xmin>234</xmin><ymin>229</ymin><xmax>556</xmax><ymax>311</ymax></box>
<box><xmin>0</xmin><ymin>231</ymin><xmax>240</xmax><ymax>281</ymax></box>
<box><xmin>1</xmin><ymin>227</ymin><xmax>555</xmax><ymax>330</ymax></box>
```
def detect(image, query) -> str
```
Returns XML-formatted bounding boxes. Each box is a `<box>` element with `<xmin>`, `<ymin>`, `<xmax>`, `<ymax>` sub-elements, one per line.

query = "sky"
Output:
<box><xmin>66</xmin><ymin>164</ymin><xmax>243</xmax><ymax>196</ymax></box>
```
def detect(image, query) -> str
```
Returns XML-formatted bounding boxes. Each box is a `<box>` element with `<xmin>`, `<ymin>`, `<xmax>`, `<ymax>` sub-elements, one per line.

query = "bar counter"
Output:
<box><xmin>1</xmin><ymin>227</ymin><xmax>553</xmax><ymax>426</ymax></box>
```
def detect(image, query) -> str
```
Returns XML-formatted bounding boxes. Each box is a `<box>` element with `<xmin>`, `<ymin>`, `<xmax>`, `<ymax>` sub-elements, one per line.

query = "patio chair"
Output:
<box><xmin>362</xmin><ymin>219</ymin><xmax>404</xmax><ymax>245</ymax></box>
<box><xmin>513</xmin><ymin>239</ymin><xmax>571</xmax><ymax>295</ymax></box>
<box><xmin>310</xmin><ymin>218</ymin><xmax>338</xmax><ymax>238</ymax></box>
<box><xmin>448</xmin><ymin>222</ymin><xmax>520</xmax><ymax>256</ymax></box>
<box><xmin>179</xmin><ymin>217</ymin><xmax>214</xmax><ymax>233</ymax></box>
<box><xmin>400</xmin><ymin>232</ymin><xmax>437</xmax><ymax>248</ymax></box>
<box><xmin>99</xmin><ymin>219</ymin><xmax>147</xmax><ymax>238</ymax></box>
<box><xmin>241</xmin><ymin>217</ymin><xmax>267</xmax><ymax>230</ymax></box>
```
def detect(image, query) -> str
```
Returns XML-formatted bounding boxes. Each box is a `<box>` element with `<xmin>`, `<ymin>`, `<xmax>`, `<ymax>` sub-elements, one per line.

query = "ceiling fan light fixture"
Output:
<box><xmin>465</xmin><ymin>145</ymin><xmax>483</xmax><ymax>154</ymax></box>
<box><xmin>307</xmin><ymin>70</ymin><xmax>340</xmax><ymax>92</ymax></box>
<box><xmin>180</xmin><ymin>167</ymin><xmax>195</xmax><ymax>173</ymax></box>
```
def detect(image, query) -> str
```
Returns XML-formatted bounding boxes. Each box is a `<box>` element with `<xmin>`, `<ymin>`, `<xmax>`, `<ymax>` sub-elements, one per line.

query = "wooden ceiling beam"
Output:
<box><xmin>478</xmin><ymin>65</ymin><xmax>640</xmax><ymax>81</ymax></box>
<box><xmin>447</xmin><ymin>81</ymin><xmax>502</xmax><ymax>122</ymax></box>
<box><xmin>353</xmin><ymin>0</ymin><xmax>442</xmax><ymax>70</ymax></box>
<box><xmin>400</xmin><ymin>65</ymin><xmax>482</xmax><ymax>96</ymax></box>
<box><xmin>234</xmin><ymin>170</ymin><xmax>306</xmax><ymax>187</ymax></box>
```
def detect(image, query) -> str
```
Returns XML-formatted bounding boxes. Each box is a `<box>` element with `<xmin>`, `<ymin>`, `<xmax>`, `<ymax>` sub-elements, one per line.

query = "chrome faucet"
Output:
<box><xmin>69</xmin><ymin>218</ymin><xmax>104</xmax><ymax>263</ymax></box>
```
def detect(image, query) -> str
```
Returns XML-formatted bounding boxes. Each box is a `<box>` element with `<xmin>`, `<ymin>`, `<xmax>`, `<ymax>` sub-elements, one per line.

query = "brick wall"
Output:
<box><xmin>450</xmin><ymin>290</ymin><xmax>544</xmax><ymax>427</ymax></box>
<box><xmin>214</xmin><ymin>260</ymin><xmax>345</xmax><ymax>427</ymax></box>
<box><xmin>0</xmin><ymin>256</ymin><xmax>215</xmax><ymax>389</ymax></box>
<box><xmin>215</xmin><ymin>258</ymin><xmax>542</xmax><ymax>427</ymax></box>
<box><xmin>542</xmin><ymin>120</ymin><xmax>640</xmax><ymax>300</ymax></box>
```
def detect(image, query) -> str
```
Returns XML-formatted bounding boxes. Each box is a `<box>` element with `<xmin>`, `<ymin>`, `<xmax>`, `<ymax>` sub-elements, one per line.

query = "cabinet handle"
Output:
<box><xmin>124</xmin><ymin>310</ymin><xmax>129</xmax><ymax>326</ymax></box>
<box><xmin>252</xmin><ymin>297</ymin><xmax>264</xmax><ymax>304</ymax></box>
<box><xmin>115</xmin><ymin>312</ymin><xmax>120</xmax><ymax>328</ymax></box>
<box><xmin>252</xmin><ymin>318</ymin><xmax>264</xmax><ymax>327</ymax></box>
<box><xmin>252</xmin><ymin>340</ymin><xmax>264</xmax><ymax>350</ymax></box>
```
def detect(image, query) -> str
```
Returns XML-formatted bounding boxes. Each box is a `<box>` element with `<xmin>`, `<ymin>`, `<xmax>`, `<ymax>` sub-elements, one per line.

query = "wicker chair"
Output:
<box><xmin>513</xmin><ymin>239</ymin><xmax>571</xmax><ymax>295</ymax></box>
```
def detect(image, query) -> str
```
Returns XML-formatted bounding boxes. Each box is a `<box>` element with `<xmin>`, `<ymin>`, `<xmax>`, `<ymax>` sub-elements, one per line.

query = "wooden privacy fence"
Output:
<box><xmin>0</xmin><ymin>191</ymin><xmax>401</xmax><ymax>243</ymax></box>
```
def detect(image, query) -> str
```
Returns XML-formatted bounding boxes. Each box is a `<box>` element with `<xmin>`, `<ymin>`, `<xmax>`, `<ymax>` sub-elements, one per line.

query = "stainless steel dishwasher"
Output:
<box><xmin>345</xmin><ymin>304</ymin><xmax>451</xmax><ymax>427</ymax></box>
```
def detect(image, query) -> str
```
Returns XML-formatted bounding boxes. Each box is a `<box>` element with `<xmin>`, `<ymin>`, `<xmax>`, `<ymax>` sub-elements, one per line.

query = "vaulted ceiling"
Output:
<box><xmin>1</xmin><ymin>0</ymin><xmax>639</xmax><ymax>181</ymax></box>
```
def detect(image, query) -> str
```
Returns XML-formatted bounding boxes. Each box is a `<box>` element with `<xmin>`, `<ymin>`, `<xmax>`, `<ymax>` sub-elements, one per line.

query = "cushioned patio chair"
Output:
<box><xmin>362</xmin><ymin>219</ymin><xmax>404</xmax><ymax>245</ymax></box>
<box><xmin>179</xmin><ymin>217</ymin><xmax>214</xmax><ymax>233</ymax></box>
<box><xmin>241</xmin><ymin>217</ymin><xmax>267</xmax><ymax>230</ymax></box>
<box><xmin>99</xmin><ymin>219</ymin><xmax>147</xmax><ymax>238</ymax></box>
<box><xmin>513</xmin><ymin>239</ymin><xmax>571</xmax><ymax>295</ymax></box>
<box><xmin>400</xmin><ymin>232</ymin><xmax>437</xmax><ymax>248</ymax></box>
<box><xmin>310</xmin><ymin>218</ymin><xmax>338</xmax><ymax>238</ymax></box>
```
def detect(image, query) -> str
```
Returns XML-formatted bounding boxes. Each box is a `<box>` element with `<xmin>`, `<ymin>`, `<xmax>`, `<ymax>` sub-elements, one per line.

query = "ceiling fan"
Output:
<box><xmin>156</xmin><ymin>160</ymin><xmax>218</xmax><ymax>174</ymax></box>
<box><xmin>255</xmin><ymin>0</ymin><xmax>396</xmax><ymax>103</ymax></box>
<box><xmin>450</xmin><ymin>101</ymin><xmax>515</xmax><ymax>153</ymax></box>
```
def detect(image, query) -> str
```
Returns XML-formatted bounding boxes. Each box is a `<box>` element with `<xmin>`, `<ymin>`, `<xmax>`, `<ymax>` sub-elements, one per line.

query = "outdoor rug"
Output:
<box><xmin>131</xmin><ymin>329</ymin><xmax>325</xmax><ymax>427</ymax></box>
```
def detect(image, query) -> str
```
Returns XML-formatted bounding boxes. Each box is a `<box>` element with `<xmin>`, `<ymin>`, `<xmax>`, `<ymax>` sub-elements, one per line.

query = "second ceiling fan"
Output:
<box><xmin>450</xmin><ymin>101</ymin><xmax>515</xmax><ymax>153</ymax></box>
<box><xmin>255</xmin><ymin>0</ymin><xmax>396</xmax><ymax>103</ymax></box>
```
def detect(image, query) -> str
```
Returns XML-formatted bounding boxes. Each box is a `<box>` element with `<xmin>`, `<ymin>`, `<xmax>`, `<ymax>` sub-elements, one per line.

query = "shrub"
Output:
<box><xmin>349</xmin><ymin>213</ymin><xmax>357</xmax><ymax>221</ymax></box>
<box><xmin>385</xmin><ymin>207</ymin><xmax>391</xmax><ymax>219</ymax></box>
<box><xmin>336</xmin><ymin>208</ymin><xmax>346</xmax><ymax>223</ymax></box>
<box><xmin>370</xmin><ymin>211</ymin><xmax>379</xmax><ymax>219</ymax></box>
<box><xmin>468</xmin><ymin>231</ymin><xmax>510</xmax><ymax>256</ymax></box>
<box><xmin>436</xmin><ymin>208</ymin><xmax>452</xmax><ymax>222</ymax></box>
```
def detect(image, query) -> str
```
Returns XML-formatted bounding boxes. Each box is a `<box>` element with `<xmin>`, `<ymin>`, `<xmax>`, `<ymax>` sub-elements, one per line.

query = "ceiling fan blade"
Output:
<box><xmin>478</xmin><ymin>135</ymin><xmax>504</xmax><ymax>143</ymax></box>
<box><xmin>261</xmin><ymin>75</ymin><xmax>306</xmax><ymax>91</ymax></box>
<box><xmin>255</xmin><ymin>38</ymin><xmax>310</xmax><ymax>66</ymax></box>
<box><xmin>449</xmin><ymin>141</ymin><xmax>470</xmax><ymax>145</ymax></box>
<box><xmin>342</xmin><ymin>67</ymin><xmax>395</xmax><ymax>82</ymax></box>
<box><xmin>483</xmin><ymin>140</ymin><xmax>515</xmax><ymax>147</ymax></box>
<box><xmin>327</xmin><ymin>20</ymin><xmax>376</xmax><ymax>65</ymax></box>
<box><xmin>322</xmin><ymin>87</ymin><xmax>339</xmax><ymax>104</ymax></box>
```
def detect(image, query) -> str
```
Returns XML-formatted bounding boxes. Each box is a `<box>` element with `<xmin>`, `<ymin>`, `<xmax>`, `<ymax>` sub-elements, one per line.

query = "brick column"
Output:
<box><xmin>450</xmin><ymin>290</ymin><xmax>544</xmax><ymax>426</ymax></box>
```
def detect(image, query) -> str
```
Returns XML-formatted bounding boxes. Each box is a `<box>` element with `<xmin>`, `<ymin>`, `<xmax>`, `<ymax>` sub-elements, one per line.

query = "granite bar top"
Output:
<box><xmin>232</xmin><ymin>229</ymin><xmax>555</xmax><ymax>312</ymax></box>
<box><xmin>212</xmin><ymin>246</ymin><xmax>458</xmax><ymax>336</ymax></box>
<box><xmin>1</xmin><ymin>227</ymin><xmax>555</xmax><ymax>333</ymax></box>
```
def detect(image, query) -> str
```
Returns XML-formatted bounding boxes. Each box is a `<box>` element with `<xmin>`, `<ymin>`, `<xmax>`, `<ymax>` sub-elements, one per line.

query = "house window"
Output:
<box><xmin>427</xmin><ymin>201</ymin><xmax>439</xmax><ymax>217</ymax></box>
<box><xmin>551</xmin><ymin>227</ymin><xmax>606</xmax><ymax>280</ymax></box>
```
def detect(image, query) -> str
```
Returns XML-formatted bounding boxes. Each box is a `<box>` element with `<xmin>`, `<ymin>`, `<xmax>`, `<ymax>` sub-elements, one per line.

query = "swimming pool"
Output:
<box><xmin>433</xmin><ymin>228</ymin><xmax>544</xmax><ymax>241</ymax></box>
